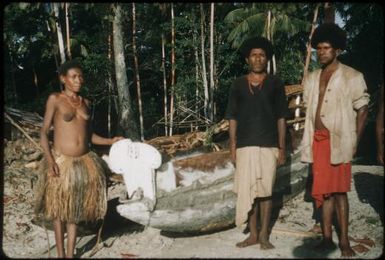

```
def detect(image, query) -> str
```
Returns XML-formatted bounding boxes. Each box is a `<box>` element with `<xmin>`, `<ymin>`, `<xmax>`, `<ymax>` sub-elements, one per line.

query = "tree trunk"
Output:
<box><xmin>53</xmin><ymin>3</ymin><xmax>66</xmax><ymax>64</ymax></box>
<box><xmin>169</xmin><ymin>3</ymin><xmax>176</xmax><ymax>136</ymax></box>
<box><xmin>272</xmin><ymin>55</ymin><xmax>276</xmax><ymax>75</ymax></box>
<box><xmin>161</xmin><ymin>33</ymin><xmax>168</xmax><ymax>136</ymax></box>
<box><xmin>302</xmin><ymin>4</ymin><xmax>320</xmax><ymax>84</ymax></box>
<box><xmin>132</xmin><ymin>3</ymin><xmax>145</xmax><ymax>141</ymax></box>
<box><xmin>112</xmin><ymin>3</ymin><xmax>139</xmax><ymax>140</ymax></box>
<box><xmin>200</xmin><ymin>4</ymin><xmax>209</xmax><ymax>122</ymax></box>
<box><xmin>7</xmin><ymin>46</ymin><xmax>18</xmax><ymax>105</ymax></box>
<box><xmin>108</xmin><ymin>23</ymin><xmax>119</xmax><ymax>117</ymax></box>
<box><xmin>45</xmin><ymin>17</ymin><xmax>62</xmax><ymax>90</ymax></box>
<box><xmin>266</xmin><ymin>10</ymin><xmax>272</xmax><ymax>74</ymax></box>
<box><xmin>107</xmin><ymin>33</ymin><xmax>113</xmax><ymax>137</ymax></box>
<box><xmin>209</xmin><ymin>3</ymin><xmax>215</xmax><ymax>122</ymax></box>
<box><xmin>65</xmin><ymin>3</ymin><xmax>72</xmax><ymax>60</ymax></box>
<box><xmin>324</xmin><ymin>2</ymin><xmax>335</xmax><ymax>23</ymax></box>
<box><xmin>194</xmin><ymin>33</ymin><xmax>200</xmax><ymax>131</ymax></box>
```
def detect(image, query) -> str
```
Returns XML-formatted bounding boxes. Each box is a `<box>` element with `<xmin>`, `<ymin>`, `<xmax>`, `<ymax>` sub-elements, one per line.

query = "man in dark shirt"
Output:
<box><xmin>225</xmin><ymin>36</ymin><xmax>288</xmax><ymax>250</ymax></box>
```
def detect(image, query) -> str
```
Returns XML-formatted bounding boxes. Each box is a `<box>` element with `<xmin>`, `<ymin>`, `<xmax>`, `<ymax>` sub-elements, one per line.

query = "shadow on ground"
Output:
<box><xmin>292</xmin><ymin>237</ymin><xmax>338</xmax><ymax>258</ymax></box>
<box><xmin>353</xmin><ymin>172</ymin><xmax>384</xmax><ymax>226</ymax></box>
<box><xmin>75</xmin><ymin>198</ymin><xmax>144</xmax><ymax>257</ymax></box>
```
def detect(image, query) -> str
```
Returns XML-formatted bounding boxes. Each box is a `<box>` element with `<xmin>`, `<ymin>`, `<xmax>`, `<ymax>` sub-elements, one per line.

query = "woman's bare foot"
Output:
<box><xmin>236</xmin><ymin>235</ymin><xmax>259</xmax><ymax>248</ymax></box>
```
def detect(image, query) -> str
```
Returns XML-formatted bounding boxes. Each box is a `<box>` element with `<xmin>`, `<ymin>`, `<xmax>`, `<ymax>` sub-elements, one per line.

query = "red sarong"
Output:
<box><xmin>312</xmin><ymin>129</ymin><xmax>351</xmax><ymax>208</ymax></box>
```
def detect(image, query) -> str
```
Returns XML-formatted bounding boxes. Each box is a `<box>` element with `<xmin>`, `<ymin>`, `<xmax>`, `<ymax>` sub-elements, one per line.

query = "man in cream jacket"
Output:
<box><xmin>300</xmin><ymin>23</ymin><xmax>369</xmax><ymax>257</ymax></box>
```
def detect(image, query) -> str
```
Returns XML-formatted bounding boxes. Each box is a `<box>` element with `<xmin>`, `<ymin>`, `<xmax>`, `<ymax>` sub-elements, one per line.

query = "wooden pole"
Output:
<box><xmin>132</xmin><ymin>3</ymin><xmax>144</xmax><ymax>141</ymax></box>
<box><xmin>302</xmin><ymin>4</ymin><xmax>320</xmax><ymax>84</ymax></box>
<box><xmin>169</xmin><ymin>3</ymin><xmax>176</xmax><ymax>136</ymax></box>
<box><xmin>65</xmin><ymin>3</ymin><xmax>72</xmax><ymax>60</ymax></box>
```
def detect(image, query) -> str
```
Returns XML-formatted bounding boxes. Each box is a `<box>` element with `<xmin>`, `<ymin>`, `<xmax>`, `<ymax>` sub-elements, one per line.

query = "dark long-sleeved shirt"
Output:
<box><xmin>225</xmin><ymin>74</ymin><xmax>289</xmax><ymax>148</ymax></box>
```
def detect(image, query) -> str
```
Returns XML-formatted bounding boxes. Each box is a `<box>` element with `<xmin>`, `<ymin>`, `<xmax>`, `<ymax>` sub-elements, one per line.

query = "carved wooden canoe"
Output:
<box><xmin>116</xmin><ymin>148</ymin><xmax>309</xmax><ymax>233</ymax></box>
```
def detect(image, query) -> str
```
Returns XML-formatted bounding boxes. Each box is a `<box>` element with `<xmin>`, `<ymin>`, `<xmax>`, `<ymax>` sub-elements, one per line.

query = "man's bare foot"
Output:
<box><xmin>309</xmin><ymin>223</ymin><xmax>322</xmax><ymax>234</ymax></box>
<box><xmin>236</xmin><ymin>235</ymin><xmax>259</xmax><ymax>248</ymax></box>
<box><xmin>259</xmin><ymin>233</ymin><xmax>274</xmax><ymax>250</ymax></box>
<box><xmin>260</xmin><ymin>240</ymin><xmax>275</xmax><ymax>250</ymax></box>
<box><xmin>339</xmin><ymin>242</ymin><xmax>356</xmax><ymax>257</ymax></box>
<box><xmin>313</xmin><ymin>239</ymin><xmax>337</xmax><ymax>251</ymax></box>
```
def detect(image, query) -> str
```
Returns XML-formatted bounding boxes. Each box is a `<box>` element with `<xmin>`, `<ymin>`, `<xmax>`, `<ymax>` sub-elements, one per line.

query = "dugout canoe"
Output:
<box><xmin>116</xmin><ymin>147</ymin><xmax>309</xmax><ymax>234</ymax></box>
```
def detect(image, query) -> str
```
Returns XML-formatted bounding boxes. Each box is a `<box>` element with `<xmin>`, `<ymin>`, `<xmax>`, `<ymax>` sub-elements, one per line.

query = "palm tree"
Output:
<box><xmin>225</xmin><ymin>3</ymin><xmax>310</xmax><ymax>73</ymax></box>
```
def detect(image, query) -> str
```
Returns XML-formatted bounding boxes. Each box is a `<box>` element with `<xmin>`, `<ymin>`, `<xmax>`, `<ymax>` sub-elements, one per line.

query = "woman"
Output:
<box><xmin>37</xmin><ymin>60</ymin><xmax>123</xmax><ymax>258</ymax></box>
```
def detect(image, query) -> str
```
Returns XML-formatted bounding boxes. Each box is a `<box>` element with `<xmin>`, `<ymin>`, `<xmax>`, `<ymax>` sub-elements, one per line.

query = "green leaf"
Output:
<box><xmin>80</xmin><ymin>44</ymin><xmax>88</xmax><ymax>57</ymax></box>
<box><xmin>18</xmin><ymin>3</ymin><xmax>30</xmax><ymax>10</ymax></box>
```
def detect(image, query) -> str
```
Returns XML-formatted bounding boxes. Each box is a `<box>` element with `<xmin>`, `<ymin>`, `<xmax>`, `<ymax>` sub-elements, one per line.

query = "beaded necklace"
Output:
<box><xmin>247</xmin><ymin>73</ymin><xmax>265</xmax><ymax>95</ymax></box>
<box><xmin>61</xmin><ymin>91</ymin><xmax>83</xmax><ymax>109</ymax></box>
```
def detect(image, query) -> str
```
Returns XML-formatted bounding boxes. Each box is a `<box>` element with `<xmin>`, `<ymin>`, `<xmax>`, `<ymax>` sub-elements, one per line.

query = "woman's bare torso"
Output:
<box><xmin>53</xmin><ymin>93</ymin><xmax>91</xmax><ymax>157</ymax></box>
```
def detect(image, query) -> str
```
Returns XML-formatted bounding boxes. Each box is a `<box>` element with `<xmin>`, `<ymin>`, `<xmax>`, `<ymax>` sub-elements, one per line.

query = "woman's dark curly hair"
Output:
<box><xmin>311</xmin><ymin>23</ymin><xmax>347</xmax><ymax>50</ymax></box>
<box><xmin>58</xmin><ymin>59</ymin><xmax>83</xmax><ymax>76</ymax></box>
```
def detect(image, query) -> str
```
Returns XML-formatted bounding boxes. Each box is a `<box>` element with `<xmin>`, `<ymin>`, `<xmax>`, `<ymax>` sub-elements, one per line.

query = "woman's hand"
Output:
<box><xmin>111</xmin><ymin>136</ymin><xmax>124</xmax><ymax>145</ymax></box>
<box><xmin>48</xmin><ymin>161</ymin><xmax>60</xmax><ymax>177</ymax></box>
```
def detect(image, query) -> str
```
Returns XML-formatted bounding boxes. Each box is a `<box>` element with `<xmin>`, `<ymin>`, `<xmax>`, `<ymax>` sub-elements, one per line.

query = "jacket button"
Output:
<box><xmin>324</xmin><ymin>100</ymin><xmax>328</xmax><ymax>103</ymax></box>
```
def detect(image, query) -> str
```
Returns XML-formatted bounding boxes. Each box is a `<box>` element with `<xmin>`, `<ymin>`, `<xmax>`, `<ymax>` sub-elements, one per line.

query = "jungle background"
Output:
<box><xmin>3</xmin><ymin>3</ymin><xmax>384</xmax><ymax>152</ymax></box>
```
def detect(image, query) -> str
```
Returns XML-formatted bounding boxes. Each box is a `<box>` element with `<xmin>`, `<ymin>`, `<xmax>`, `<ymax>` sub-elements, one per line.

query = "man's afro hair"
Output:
<box><xmin>311</xmin><ymin>23</ymin><xmax>346</xmax><ymax>50</ymax></box>
<box><xmin>239</xmin><ymin>36</ymin><xmax>274</xmax><ymax>60</ymax></box>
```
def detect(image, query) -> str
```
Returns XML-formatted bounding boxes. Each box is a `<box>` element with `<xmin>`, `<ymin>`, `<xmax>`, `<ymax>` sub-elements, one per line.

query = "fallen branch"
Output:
<box><xmin>4</xmin><ymin>112</ymin><xmax>42</xmax><ymax>151</ymax></box>
<box><xmin>271</xmin><ymin>227</ymin><xmax>321</xmax><ymax>238</ymax></box>
<box><xmin>349</xmin><ymin>236</ymin><xmax>375</xmax><ymax>247</ymax></box>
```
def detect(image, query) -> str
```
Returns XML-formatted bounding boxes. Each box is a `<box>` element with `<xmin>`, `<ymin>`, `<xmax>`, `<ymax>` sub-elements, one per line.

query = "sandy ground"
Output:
<box><xmin>2</xmin><ymin>164</ymin><xmax>383</xmax><ymax>259</ymax></box>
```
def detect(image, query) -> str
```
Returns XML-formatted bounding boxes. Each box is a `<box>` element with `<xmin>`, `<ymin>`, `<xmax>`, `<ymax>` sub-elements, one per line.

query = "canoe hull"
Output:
<box><xmin>117</xmin><ymin>150</ymin><xmax>309</xmax><ymax>233</ymax></box>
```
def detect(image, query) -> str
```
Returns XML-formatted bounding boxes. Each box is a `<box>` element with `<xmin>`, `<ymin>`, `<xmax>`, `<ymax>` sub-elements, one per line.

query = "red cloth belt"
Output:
<box><xmin>312</xmin><ymin>129</ymin><xmax>351</xmax><ymax>208</ymax></box>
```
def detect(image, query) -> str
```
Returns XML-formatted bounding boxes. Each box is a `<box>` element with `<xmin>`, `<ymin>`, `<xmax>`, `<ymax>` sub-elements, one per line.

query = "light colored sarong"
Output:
<box><xmin>233</xmin><ymin>146</ymin><xmax>278</xmax><ymax>227</ymax></box>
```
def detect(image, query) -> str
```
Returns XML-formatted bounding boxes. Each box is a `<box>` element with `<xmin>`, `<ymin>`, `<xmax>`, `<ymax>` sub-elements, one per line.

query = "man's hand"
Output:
<box><xmin>48</xmin><ymin>162</ymin><xmax>60</xmax><ymax>177</ymax></box>
<box><xmin>230</xmin><ymin>144</ymin><xmax>236</xmax><ymax>166</ymax></box>
<box><xmin>377</xmin><ymin>151</ymin><xmax>384</xmax><ymax>165</ymax></box>
<box><xmin>277</xmin><ymin>148</ymin><xmax>286</xmax><ymax>166</ymax></box>
<box><xmin>353</xmin><ymin>145</ymin><xmax>357</xmax><ymax>157</ymax></box>
<box><xmin>111</xmin><ymin>136</ymin><xmax>124</xmax><ymax>145</ymax></box>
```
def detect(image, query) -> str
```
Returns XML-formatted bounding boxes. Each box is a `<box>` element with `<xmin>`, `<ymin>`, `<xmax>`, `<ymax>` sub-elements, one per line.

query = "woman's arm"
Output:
<box><xmin>40</xmin><ymin>94</ymin><xmax>60</xmax><ymax>176</ymax></box>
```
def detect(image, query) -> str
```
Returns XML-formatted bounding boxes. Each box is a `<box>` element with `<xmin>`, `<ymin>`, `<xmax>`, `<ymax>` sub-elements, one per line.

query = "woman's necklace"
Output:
<box><xmin>61</xmin><ymin>91</ymin><xmax>83</xmax><ymax>108</ymax></box>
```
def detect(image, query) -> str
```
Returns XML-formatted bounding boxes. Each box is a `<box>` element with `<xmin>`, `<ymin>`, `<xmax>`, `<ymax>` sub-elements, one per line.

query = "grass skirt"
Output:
<box><xmin>34</xmin><ymin>150</ymin><xmax>107</xmax><ymax>224</ymax></box>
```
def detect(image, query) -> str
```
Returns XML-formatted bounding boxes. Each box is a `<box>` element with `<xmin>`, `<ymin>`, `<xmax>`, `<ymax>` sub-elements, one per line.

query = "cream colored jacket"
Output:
<box><xmin>300</xmin><ymin>62</ymin><xmax>370</xmax><ymax>164</ymax></box>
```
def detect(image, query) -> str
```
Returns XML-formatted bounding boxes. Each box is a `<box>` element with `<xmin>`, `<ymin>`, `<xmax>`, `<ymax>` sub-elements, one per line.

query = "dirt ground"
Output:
<box><xmin>2</xmin><ymin>155</ymin><xmax>383</xmax><ymax>259</ymax></box>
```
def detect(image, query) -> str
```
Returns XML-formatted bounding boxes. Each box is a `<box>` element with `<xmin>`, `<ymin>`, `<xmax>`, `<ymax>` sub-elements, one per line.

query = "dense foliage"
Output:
<box><xmin>4</xmin><ymin>3</ymin><xmax>383</xmax><ymax>139</ymax></box>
